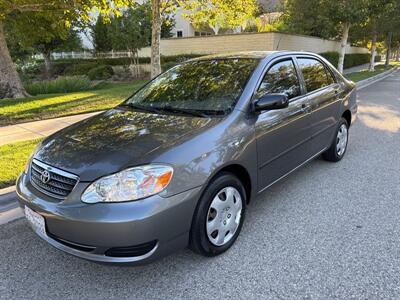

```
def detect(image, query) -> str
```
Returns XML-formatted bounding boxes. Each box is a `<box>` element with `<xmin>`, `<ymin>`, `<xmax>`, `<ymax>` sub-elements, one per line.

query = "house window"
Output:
<box><xmin>177</xmin><ymin>30</ymin><xmax>183</xmax><ymax>38</ymax></box>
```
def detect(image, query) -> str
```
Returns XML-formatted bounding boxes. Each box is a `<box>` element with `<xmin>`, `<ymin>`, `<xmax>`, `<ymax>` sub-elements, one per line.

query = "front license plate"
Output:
<box><xmin>25</xmin><ymin>206</ymin><xmax>46</xmax><ymax>236</ymax></box>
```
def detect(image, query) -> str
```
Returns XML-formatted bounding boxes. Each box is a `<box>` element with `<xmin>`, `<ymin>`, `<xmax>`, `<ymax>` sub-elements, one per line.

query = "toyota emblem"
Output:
<box><xmin>40</xmin><ymin>170</ymin><xmax>51</xmax><ymax>184</ymax></box>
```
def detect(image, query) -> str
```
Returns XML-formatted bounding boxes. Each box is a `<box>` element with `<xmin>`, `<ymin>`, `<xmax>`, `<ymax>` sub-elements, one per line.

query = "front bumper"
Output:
<box><xmin>16</xmin><ymin>172</ymin><xmax>202</xmax><ymax>264</ymax></box>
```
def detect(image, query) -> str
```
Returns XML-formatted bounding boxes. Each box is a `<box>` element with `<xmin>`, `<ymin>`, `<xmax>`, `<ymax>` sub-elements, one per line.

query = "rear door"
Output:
<box><xmin>254</xmin><ymin>57</ymin><xmax>314</xmax><ymax>191</ymax></box>
<box><xmin>296</xmin><ymin>57</ymin><xmax>341</xmax><ymax>154</ymax></box>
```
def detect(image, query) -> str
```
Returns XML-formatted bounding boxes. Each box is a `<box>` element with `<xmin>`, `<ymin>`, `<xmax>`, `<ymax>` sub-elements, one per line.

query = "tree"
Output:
<box><xmin>0</xmin><ymin>0</ymin><xmax>131</xmax><ymax>99</ymax></box>
<box><xmin>161</xmin><ymin>13</ymin><xmax>175</xmax><ymax>38</ymax></box>
<box><xmin>36</xmin><ymin>29</ymin><xmax>82</xmax><ymax>79</ymax></box>
<box><xmin>150</xmin><ymin>0</ymin><xmax>177</xmax><ymax>78</ymax></box>
<box><xmin>323</xmin><ymin>0</ymin><xmax>368</xmax><ymax>73</ymax></box>
<box><xmin>282</xmin><ymin>0</ymin><xmax>337</xmax><ymax>39</ymax></box>
<box><xmin>7</xmin><ymin>12</ymin><xmax>82</xmax><ymax>79</ymax></box>
<box><xmin>179</xmin><ymin>0</ymin><xmax>258</xmax><ymax>35</ymax></box>
<box><xmin>3</xmin><ymin>20</ymin><xmax>33</xmax><ymax>66</ymax></box>
<box><xmin>110</xmin><ymin>3</ymin><xmax>152</xmax><ymax>77</ymax></box>
<box><xmin>354</xmin><ymin>0</ymin><xmax>400</xmax><ymax>69</ymax></box>
<box><xmin>91</xmin><ymin>14</ymin><xmax>113</xmax><ymax>53</ymax></box>
<box><xmin>379</xmin><ymin>0</ymin><xmax>400</xmax><ymax>67</ymax></box>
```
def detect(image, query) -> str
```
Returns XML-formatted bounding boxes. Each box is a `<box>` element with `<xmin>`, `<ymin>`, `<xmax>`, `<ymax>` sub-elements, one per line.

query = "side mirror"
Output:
<box><xmin>254</xmin><ymin>93</ymin><xmax>289</xmax><ymax>112</ymax></box>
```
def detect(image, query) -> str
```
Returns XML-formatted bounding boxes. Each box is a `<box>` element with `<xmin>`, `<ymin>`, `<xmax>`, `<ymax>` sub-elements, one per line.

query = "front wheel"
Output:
<box><xmin>322</xmin><ymin>118</ymin><xmax>349</xmax><ymax>162</ymax></box>
<box><xmin>189</xmin><ymin>172</ymin><xmax>246</xmax><ymax>256</ymax></box>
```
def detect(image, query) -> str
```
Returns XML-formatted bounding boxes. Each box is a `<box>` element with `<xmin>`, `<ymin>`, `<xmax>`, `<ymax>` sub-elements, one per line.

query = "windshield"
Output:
<box><xmin>124</xmin><ymin>58</ymin><xmax>259</xmax><ymax>116</ymax></box>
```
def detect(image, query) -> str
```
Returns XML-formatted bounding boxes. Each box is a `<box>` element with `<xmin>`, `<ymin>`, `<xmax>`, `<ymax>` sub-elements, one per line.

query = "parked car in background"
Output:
<box><xmin>17</xmin><ymin>51</ymin><xmax>357</xmax><ymax>264</ymax></box>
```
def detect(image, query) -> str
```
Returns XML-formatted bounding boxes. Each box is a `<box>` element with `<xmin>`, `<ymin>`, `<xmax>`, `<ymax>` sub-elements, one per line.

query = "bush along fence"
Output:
<box><xmin>320</xmin><ymin>52</ymin><xmax>381</xmax><ymax>69</ymax></box>
<box><xmin>24</xmin><ymin>52</ymin><xmax>377</xmax><ymax>83</ymax></box>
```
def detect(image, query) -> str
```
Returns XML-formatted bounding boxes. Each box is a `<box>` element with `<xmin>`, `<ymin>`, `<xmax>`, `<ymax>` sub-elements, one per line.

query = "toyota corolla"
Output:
<box><xmin>17</xmin><ymin>51</ymin><xmax>357</xmax><ymax>264</ymax></box>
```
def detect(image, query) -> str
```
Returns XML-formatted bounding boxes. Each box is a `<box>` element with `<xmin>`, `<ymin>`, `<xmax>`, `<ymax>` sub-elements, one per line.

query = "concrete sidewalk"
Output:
<box><xmin>0</xmin><ymin>111</ymin><xmax>101</xmax><ymax>146</ymax></box>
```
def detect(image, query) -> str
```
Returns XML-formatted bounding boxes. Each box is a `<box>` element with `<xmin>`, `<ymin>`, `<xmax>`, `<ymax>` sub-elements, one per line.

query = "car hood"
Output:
<box><xmin>34</xmin><ymin>108</ymin><xmax>219</xmax><ymax>181</ymax></box>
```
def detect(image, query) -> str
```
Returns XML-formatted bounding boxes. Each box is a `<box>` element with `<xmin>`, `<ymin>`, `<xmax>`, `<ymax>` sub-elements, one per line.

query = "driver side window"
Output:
<box><xmin>256</xmin><ymin>59</ymin><xmax>301</xmax><ymax>100</ymax></box>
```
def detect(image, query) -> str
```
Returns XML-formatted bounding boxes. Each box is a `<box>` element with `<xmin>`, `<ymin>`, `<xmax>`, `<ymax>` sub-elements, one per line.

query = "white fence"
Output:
<box><xmin>34</xmin><ymin>50</ymin><xmax>134</xmax><ymax>60</ymax></box>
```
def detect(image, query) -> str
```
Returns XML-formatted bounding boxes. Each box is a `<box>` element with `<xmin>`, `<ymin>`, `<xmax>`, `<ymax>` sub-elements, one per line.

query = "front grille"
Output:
<box><xmin>30</xmin><ymin>159</ymin><xmax>79</xmax><ymax>199</ymax></box>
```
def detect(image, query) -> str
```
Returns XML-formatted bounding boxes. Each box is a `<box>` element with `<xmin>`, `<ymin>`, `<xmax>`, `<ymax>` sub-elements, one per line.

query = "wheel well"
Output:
<box><xmin>216</xmin><ymin>164</ymin><xmax>252</xmax><ymax>203</ymax></box>
<box><xmin>342</xmin><ymin>110</ymin><xmax>351</xmax><ymax>126</ymax></box>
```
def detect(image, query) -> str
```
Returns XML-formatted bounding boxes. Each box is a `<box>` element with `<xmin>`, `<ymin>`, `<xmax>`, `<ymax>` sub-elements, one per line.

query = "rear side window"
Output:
<box><xmin>256</xmin><ymin>59</ymin><xmax>301</xmax><ymax>100</ymax></box>
<box><xmin>297</xmin><ymin>58</ymin><xmax>334</xmax><ymax>92</ymax></box>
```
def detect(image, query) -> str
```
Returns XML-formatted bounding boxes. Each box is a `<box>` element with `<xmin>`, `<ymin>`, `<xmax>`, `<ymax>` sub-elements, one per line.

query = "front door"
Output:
<box><xmin>255</xmin><ymin>58</ymin><xmax>313</xmax><ymax>191</ymax></box>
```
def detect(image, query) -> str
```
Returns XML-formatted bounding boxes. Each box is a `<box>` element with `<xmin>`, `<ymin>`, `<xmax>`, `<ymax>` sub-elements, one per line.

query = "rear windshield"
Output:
<box><xmin>124</xmin><ymin>58</ymin><xmax>259</xmax><ymax>116</ymax></box>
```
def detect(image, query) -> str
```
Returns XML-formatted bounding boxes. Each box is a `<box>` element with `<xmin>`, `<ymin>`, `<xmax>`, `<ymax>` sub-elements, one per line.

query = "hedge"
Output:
<box><xmin>27</xmin><ymin>52</ymin><xmax>379</xmax><ymax>79</ymax></box>
<box><xmin>319</xmin><ymin>52</ymin><xmax>379</xmax><ymax>69</ymax></box>
<box><xmin>87</xmin><ymin>65</ymin><xmax>114</xmax><ymax>80</ymax></box>
<box><xmin>25</xmin><ymin>76</ymin><xmax>92</xmax><ymax>95</ymax></box>
<box><xmin>30</xmin><ymin>54</ymin><xmax>203</xmax><ymax>77</ymax></box>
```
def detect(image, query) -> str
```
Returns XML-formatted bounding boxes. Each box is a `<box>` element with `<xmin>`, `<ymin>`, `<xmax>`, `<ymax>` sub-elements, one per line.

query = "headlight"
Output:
<box><xmin>81</xmin><ymin>165</ymin><xmax>173</xmax><ymax>203</ymax></box>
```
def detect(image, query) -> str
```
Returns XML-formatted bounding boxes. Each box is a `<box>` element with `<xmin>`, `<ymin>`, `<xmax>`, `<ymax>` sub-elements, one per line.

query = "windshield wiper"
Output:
<box><xmin>159</xmin><ymin>106</ymin><xmax>211</xmax><ymax>118</ymax></box>
<box><xmin>120</xmin><ymin>103</ymin><xmax>162</xmax><ymax>114</ymax></box>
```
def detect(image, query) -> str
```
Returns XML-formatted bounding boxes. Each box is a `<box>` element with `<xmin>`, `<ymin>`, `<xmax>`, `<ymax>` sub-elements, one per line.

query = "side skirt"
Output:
<box><xmin>257</xmin><ymin>147</ymin><xmax>328</xmax><ymax>194</ymax></box>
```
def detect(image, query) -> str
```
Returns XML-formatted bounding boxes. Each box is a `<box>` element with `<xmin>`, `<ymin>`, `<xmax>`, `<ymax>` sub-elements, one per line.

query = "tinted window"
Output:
<box><xmin>297</xmin><ymin>58</ymin><xmax>334</xmax><ymax>92</ymax></box>
<box><xmin>125</xmin><ymin>59</ymin><xmax>259</xmax><ymax>115</ymax></box>
<box><xmin>257</xmin><ymin>60</ymin><xmax>301</xmax><ymax>100</ymax></box>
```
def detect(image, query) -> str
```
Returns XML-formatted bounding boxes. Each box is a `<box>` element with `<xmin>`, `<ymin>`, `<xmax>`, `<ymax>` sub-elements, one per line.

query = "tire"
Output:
<box><xmin>189</xmin><ymin>172</ymin><xmax>246</xmax><ymax>257</ymax></box>
<box><xmin>322</xmin><ymin>117</ymin><xmax>349</xmax><ymax>162</ymax></box>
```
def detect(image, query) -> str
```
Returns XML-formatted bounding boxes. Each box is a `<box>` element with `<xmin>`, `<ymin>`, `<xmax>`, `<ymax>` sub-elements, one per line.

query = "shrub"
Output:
<box><xmin>40</xmin><ymin>54</ymin><xmax>202</xmax><ymax>66</ymax></box>
<box><xmin>319</xmin><ymin>52</ymin><xmax>371</xmax><ymax>69</ymax></box>
<box><xmin>34</xmin><ymin>54</ymin><xmax>203</xmax><ymax>76</ymax></box>
<box><xmin>343</xmin><ymin>53</ymin><xmax>371</xmax><ymax>69</ymax></box>
<box><xmin>25</xmin><ymin>76</ymin><xmax>92</xmax><ymax>95</ymax></box>
<box><xmin>375</xmin><ymin>55</ymin><xmax>382</xmax><ymax>62</ymax></box>
<box><xmin>63</xmin><ymin>62</ymin><xmax>100</xmax><ymax>76</ymax></box>
<box><xmin>319</xmin><ymin>52</ymin><xmax>339</xmax><ymax>66</ymax></box>
<box><xmin>87</xmin><ymin>65</ymin><xmax>114</xmax><ymax>80</ymax></box>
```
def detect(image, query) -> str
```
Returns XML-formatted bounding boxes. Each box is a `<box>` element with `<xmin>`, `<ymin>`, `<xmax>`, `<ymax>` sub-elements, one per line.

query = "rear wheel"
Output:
<box><xmin>189</xmin><ymin>172</ymin><xmax>246</xmax><ymax>256</ymax></box>
<box><xmin>322</xmin><ymin>118</ymin><xmax>349</xmax><ymax>162</ymax></box>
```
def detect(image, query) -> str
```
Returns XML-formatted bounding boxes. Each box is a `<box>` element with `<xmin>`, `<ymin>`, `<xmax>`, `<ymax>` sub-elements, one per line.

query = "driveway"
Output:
<box><xmin>0</xmin><ymin>70</ymin><xmax>399</xmax><ymax>299</ymax></box>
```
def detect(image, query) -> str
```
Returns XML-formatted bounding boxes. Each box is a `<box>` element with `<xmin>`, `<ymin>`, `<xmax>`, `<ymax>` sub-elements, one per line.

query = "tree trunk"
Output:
<box><xmin>385</xmin><ymin>31</ymin><xmax>392</xmax><ymax>68</ymax></box>
<box><xmin>396</xmin><ymin>48</ymin><xmax>400</xmax><ymax>62</ymax></box>
<box><xmin>43</xmin><ymin>50</ymin><xmax>52</xmax><ymax>80</ymax></box>
<box><xmin>151</xmin><ymin>0</ymin><xmax>162</xmax><ymax>78</ymax></box>
<box><xmin>368</xmin><ymin>29</ymin><xmax>377</xmax><ymax>72</ymax></box>
<box><xmin>337</xmin><ymin>22</ymin><xmax>350</xmax><ymax>74</ymax></box>
<box><xmin>0</xmin><ymin>21</ymin><xmax>29</xmax><ymax>99</ymax></box>
<box><xmin>210</xmin><ymin>25</ymin><xmax>220</xmax><ymax>35</ymax></box>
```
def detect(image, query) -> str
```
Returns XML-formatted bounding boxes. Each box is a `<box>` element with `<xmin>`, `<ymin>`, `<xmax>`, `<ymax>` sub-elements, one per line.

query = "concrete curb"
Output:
<box><xmin>356</xmin><ymin>67</ymin><xmax>398</xmax><ymax>89</ymax></box>
<box><xmin>0</xmin><ymin>186</ymin><xmax>18</xmax><ymax>213</ymax></box>
<box><xmin>0</xmin><ymin>186</ymin><xmax>21</xmax><ymax>225</ymax></box>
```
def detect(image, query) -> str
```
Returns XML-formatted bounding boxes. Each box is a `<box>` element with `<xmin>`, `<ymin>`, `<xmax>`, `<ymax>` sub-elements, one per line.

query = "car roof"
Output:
<box><xmin>188</xmin><ymin>51</ymin><xmax>277</xmax><ymax>61</ymax></box>
<box><xmin>187</xmin><ymin>51</ymin><xmax>325</xmax><ymax>62</ymax></box>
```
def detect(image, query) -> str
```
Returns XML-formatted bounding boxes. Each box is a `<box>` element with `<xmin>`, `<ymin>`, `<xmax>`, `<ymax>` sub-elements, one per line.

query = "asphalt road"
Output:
<box><xmin>1</xmin><ymin>71</ymin><xmax>399</xmax><ymax>299</ymax></box>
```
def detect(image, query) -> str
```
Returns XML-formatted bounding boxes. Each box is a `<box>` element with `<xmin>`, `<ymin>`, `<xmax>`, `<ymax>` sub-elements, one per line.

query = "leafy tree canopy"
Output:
<box><xmin>179</xmin><ymin>0</ymin><xmax>258</xmax><ymax>34</ymax></box>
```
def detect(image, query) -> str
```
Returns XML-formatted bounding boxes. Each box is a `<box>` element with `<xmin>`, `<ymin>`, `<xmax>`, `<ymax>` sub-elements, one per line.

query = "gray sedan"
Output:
<box><xmin>16</xmin><ymin>51</ymin><xmax>357</xmax><ymax>264</ymax></box>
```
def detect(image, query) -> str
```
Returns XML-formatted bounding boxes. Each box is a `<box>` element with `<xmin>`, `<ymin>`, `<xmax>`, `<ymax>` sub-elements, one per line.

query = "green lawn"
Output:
<box><xmin>0</xmin><ymin>139</ymin><xmax>42</xmax><ymax>189</ymax></box>
<box><xmin>0</xmin><ymin>81</ymin><xmax>146</xmax><ymax>126</ymax></box>
<box><xmin>345</xmin><ymin>62</ymin><xmax>399</xmax><ymax>82</ymax></box>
